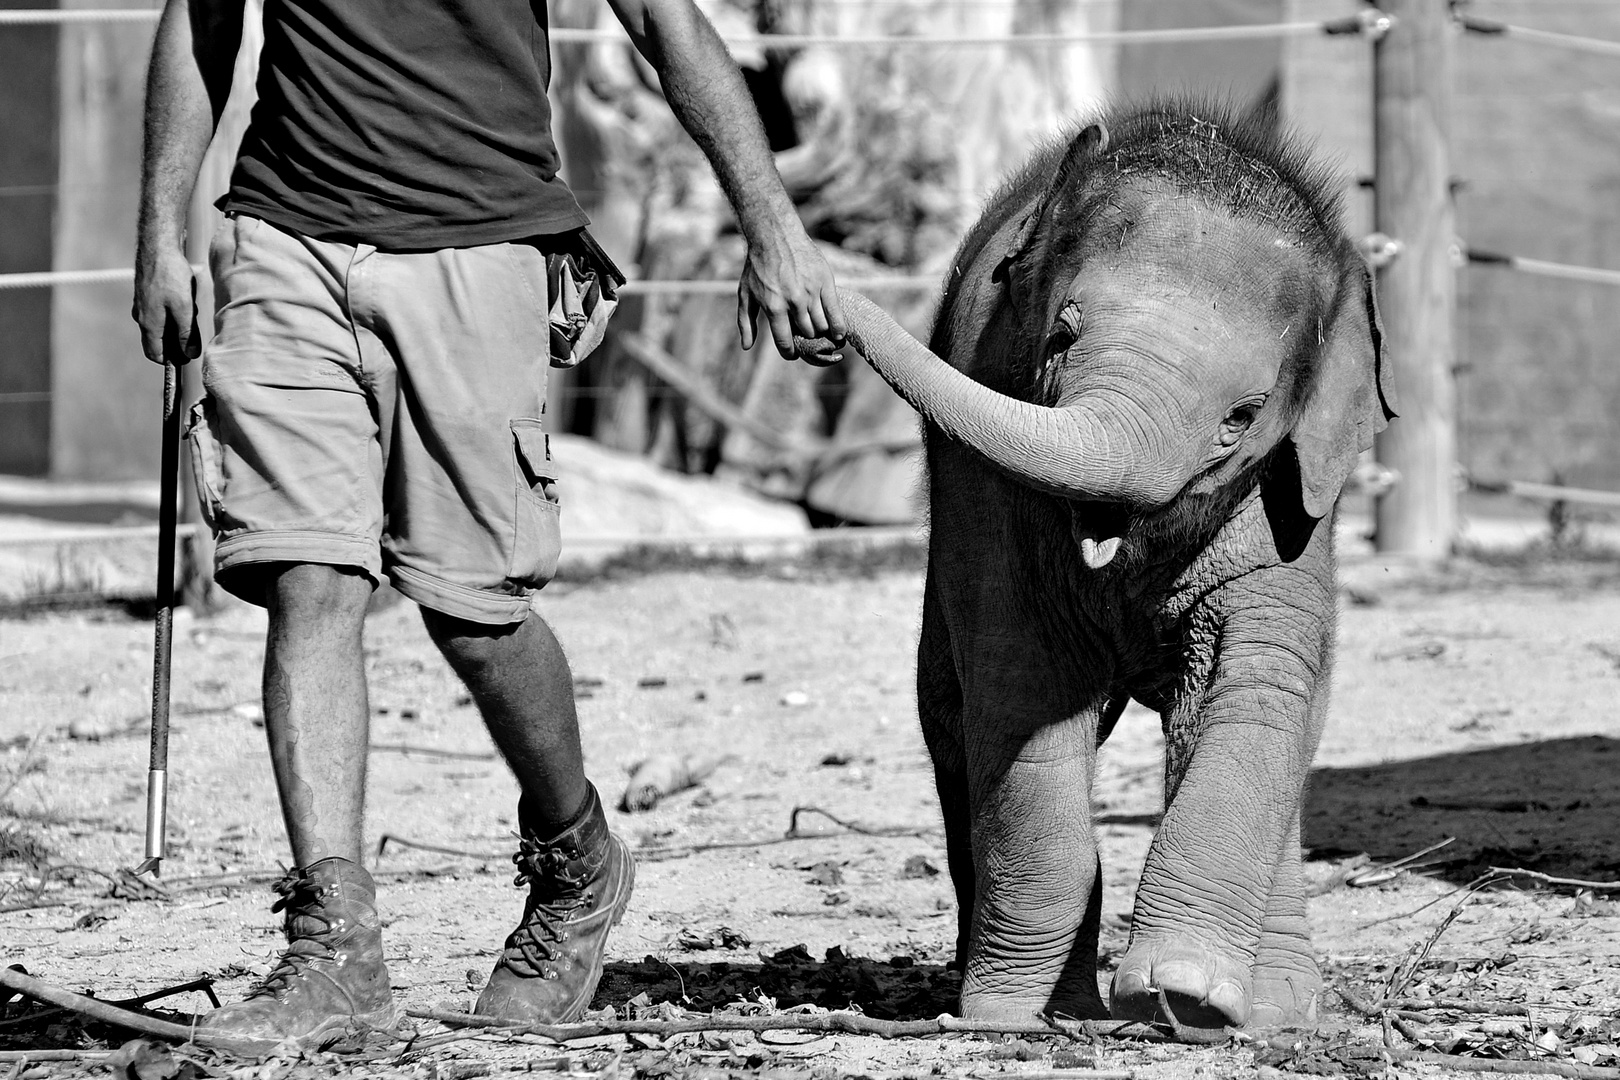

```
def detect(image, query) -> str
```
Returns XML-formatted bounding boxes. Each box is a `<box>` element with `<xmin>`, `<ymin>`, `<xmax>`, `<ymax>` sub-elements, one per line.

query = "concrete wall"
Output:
<box><xmin>0</xmin><ymin>2</ymin><xmax>58</xmax><ymax>476</ymax></box>
<box><xmin>49</xmin><ymin>0</ymin><xmax>158</xmax><ymax>480</ymax></box>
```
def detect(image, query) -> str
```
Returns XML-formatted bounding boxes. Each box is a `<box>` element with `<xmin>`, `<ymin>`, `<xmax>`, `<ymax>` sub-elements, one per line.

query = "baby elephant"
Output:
<box><xmin>804</xmin><ymin>102</ymin><xmax>1394</xmax><ymax>1030</ymax></box>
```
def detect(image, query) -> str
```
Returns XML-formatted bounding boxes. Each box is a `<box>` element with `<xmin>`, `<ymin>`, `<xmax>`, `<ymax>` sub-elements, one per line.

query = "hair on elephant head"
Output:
<box><xmin>815</xmin><ymin>99</ymin><xmax>1397</xmax><ymax>567</ymax></box>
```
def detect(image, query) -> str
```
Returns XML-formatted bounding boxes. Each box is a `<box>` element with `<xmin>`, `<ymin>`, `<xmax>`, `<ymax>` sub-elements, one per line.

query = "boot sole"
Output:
<box><xmin>198</xmin><ymin>1003</ymin><xmax>399</xmax><ymax>1051</ymax></box>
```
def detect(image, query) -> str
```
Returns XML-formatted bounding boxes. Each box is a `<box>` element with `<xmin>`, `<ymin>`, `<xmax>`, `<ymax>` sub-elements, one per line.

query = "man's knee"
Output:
<box><xmin>266</xmin><ymin>563</ymin><xmax>374</xmax><ymax>622</ymax></box>
<box><xmin>423</xmin><ymin>607</ymin><xmax>569</xmax><ymax>673</ymax></box>
<box><xmin>423</xmin><ymin>606</ymin><xmax>519</xmax><ymax>660</ymax></box>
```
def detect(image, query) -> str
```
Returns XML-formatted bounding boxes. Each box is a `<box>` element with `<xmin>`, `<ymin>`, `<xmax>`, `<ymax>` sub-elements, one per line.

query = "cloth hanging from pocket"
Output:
<box><xmin>544</xmin><ymin>228</ymin><xmax>627</xmax><ymax>368</ymax></box>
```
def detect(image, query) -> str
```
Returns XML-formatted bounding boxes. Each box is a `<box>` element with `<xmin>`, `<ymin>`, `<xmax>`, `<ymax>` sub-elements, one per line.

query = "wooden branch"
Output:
<box><xmin>1379</xmin><ymin>997</ymin><xmax>1534</xmax><ymax>1017</ymax></box>
<box><xmin>1487</xmin><ymin>868</ymin><xmax>1620</xmax><ymax>892</ymax></box>
<box><xmin>0</xmin><ymin>975</ymin><xmax>218</xmax><ymax>1032</ymax></box>
<box><xmin>0</xmin><ymin>965</ymin><xmax>265</xmax><ymax>1056</ymax></box>
<box><xmin>405</xmin><ymin>1007</ymin><xmax>1147</xmax><ymax>1044</ymax></box>
<box><xmin>0</xmin><ymin>1050</ymin><xmax>112</xmax><ymax>1063</ymax></box>
<box><xmin>1383</xmin><ymin>1047</ymin><xmax>1620</xmax><ymax>1080</ymax></box>
<box><xmin>369</xmin><ymin>743</ymin><xmax>497</xmax><ymax>762</ymax></box>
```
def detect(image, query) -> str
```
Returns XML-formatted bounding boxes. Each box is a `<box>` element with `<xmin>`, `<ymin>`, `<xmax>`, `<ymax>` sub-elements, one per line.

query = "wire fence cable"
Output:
<box><xmin>1465</xmin><ymin>250</ymin><xmax>1620</xmax><ymax>289</ymax></box>
<box><xmin>1458</xmin><ymin>14</ymin><xmax>1620</xmax><ymax>59</ymax></box>
<box><xmin>0</xmin><ymin>7</ymin><xmax>1379</xmax><ymax>44</ymax></box>
<box><xmin>0</xmin><ymin>266</ymin><xmax>938</xmax><ymax>294</ymax></box>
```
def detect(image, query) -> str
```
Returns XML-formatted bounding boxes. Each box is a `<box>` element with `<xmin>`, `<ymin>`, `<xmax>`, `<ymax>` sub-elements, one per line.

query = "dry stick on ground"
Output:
<box><xmin>376</xmin><ymin>806</ymin><xmax>937</xmax><ymax>867</ymax></box>
<box><xmin>1389</xmin><ymin>1013</ymin><xmax>1429</xmax><ymax>1046</ymax></box>
<box><xmin>0</xmin><ymin>966</ymin><xmax>265</xmax><ymax>1056</ymax></box>
<box><xmin>0</xmin><ymin>975</ymin><xmax>219</xmax><ymax>1032</ymax></box>
<box><xmin>1488</xmin><ymin>867</ymin><xmax>1620</xmax><ymax>892</ymax></box>
<box><xmin>1357</xmin><ymin>870</ymin><xmax>1507</xmax><ymax>932</ymax></box>
<box><xmin>1381</xmin><ymin>1048</ymin><xmax>1620</xmax><ymax>1080</ymax></box>
<box><xmin>1381</xmin><ymin>997</ymin><xmax>1536</xmax><ymax>1017</ymax></box>
<box><xmin>787</xmin><ymin>805</ymin><xmax>935</xmax><ymax>838</ymax></box>
<box><xmin>368</xmin><ymin>743</ymin><xmax>498</xmax><ymax>762</ymax></box>
<box><xmin>1384</xmin><ymin>893</ymin><xmax>1469</xmax><ymax>1002</ymax></box>
<box><xmin>405</xmin><ymin>1007</ymin><xmax>1148</xmax><ymax>1045</ymax></box>
<box><xmin>0</xmin><ymin>1050</ymin><xmax>113</xmax><ymax>1063</ymax></box>
<box><xmin>1343</xmin><ymin>837</ymin><xmax>1458</xmax><ymax>888</ymax></box>
<box><xmin>0</xmin><ymin>862</ymin><xmax>466</xmax><ymax>914</ymax></box>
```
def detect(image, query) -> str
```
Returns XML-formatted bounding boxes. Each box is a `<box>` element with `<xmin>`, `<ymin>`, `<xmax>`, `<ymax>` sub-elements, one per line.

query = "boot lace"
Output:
<box><xmin>246</xmin><ymin>868</ymin><xmax>337</xmax><ymax>999</ymax></box>
<box><xmin>498</xmin><ymin>838</ymin><xmax>597</xmax><ymax>976</ymax></box>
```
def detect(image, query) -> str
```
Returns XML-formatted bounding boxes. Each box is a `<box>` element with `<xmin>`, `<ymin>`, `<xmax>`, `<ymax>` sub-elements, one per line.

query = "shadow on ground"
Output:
<box><xmin>596</xmin><ymin>948</ymin><xmax>961</xmax><ymax>1018</ymax></box>
<box><xmin>1305</xmin><ymin>735</ymin><xmax>1620</xmax><ymax>883</ymax></box>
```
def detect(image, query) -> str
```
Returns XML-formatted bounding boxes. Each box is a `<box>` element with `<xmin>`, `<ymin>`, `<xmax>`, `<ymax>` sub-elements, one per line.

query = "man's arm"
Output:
<box><xmin>602</xmin><ymin>0</ymin><xmax>845</xmax><ymax>356</ymax></box>
<box><xmin>132</xmin><ymin>0</ymin><xmax>245</xmax><ymax>364</ymax></box>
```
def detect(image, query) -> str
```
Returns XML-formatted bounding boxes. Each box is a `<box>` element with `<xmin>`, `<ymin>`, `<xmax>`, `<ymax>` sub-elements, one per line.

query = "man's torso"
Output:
<box><xmin>224</xmin><ymin>0</ymin><xmax>587</xmax><ymax>250</ymax></box>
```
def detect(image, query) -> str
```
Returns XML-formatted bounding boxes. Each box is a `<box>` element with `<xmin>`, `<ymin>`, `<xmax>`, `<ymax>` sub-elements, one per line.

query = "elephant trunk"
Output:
<box><xmin>818</xmin><ymin>291</ymin><xmax>1192</xmax><ymax>511</ymax></box>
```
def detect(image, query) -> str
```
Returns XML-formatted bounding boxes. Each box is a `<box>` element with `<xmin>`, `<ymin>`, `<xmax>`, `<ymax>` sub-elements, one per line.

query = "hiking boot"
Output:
<box><xmin>199</xmin><ymin>857</ymin><xmax>396</xmax><ymax>1045</ymax></box>
<box><xmin>475</xmin><ymin>786</ymin><xmax>635</xmax><ymax>1023</ymax></box>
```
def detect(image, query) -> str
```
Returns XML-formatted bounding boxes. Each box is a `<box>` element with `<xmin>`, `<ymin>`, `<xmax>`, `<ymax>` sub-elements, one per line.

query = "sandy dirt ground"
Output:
<box><xmin>2</xmin><ymin>548</ymin><xmax>1619</xmax><ymax>1078</ymax></box>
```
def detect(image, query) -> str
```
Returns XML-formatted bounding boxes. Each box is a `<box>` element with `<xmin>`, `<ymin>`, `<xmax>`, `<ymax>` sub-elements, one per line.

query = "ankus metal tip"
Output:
<box><xmin>134</xmin><ymin>767</ymin><xmax>168</xmax><ymax>877</ymax></box>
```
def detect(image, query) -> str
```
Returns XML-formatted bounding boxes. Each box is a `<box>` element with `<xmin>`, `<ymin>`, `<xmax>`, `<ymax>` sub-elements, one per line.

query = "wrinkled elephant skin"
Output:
<box><xmin>811</xmin><ymin>102</ymin><xmax>1396</xmax><ymax>1034</ymax></box>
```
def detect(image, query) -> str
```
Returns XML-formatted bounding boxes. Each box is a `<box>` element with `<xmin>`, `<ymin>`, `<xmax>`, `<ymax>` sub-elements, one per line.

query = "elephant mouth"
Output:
<box><xmin>1070</xmin><ymin>501</ymin><xmax>1132</xmax><ymax>570</ymax></box>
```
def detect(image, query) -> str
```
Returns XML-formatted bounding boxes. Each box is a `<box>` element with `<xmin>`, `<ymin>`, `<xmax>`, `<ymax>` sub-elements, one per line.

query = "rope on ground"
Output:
<box><xmin>1468</xmin><ymin>477</ymin><xmax>1620</xmax><ymax>510</ymax></box>
<box><xmin>1458</xmin><ymin>14</ymin><xmax>1620</xmax><ymax>60</ymax></box>
<box><xmin>0</xmin><ymin>8</ymin><xmax>1382</xmax><ymax>42</ymax></box>
<box><xmin>1466</xmin><ymin>249</ymin><xmax>1620</xmax><ymax>289</ymax></box>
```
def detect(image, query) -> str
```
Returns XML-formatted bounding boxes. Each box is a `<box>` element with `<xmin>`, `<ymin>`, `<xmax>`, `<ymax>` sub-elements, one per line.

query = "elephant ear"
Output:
<box><xmin>992</xmin><ymin>122</ymin><xmax>1111</xmax><ymax>318</ymax></box>
<box><xmin>1289</xmin><ymin>260</ymin><xmax>1397</xmax><ymax>520</ymax></box>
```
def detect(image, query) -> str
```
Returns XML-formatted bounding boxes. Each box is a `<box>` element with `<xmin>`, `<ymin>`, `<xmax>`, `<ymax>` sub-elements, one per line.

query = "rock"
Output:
<box><xmin>901</xmin><ymin>855</ymin><xmax>939</xmax><ymax>879</ymax></box>
<box><xmin>66</xmin><ymin>717</ymin><xmax>120</xmax><ymax>741</ymax></box>
<box><xmin>805</xmin><ymin>860</ymin><xmax>843</xmax><ymax>886</ymax></box>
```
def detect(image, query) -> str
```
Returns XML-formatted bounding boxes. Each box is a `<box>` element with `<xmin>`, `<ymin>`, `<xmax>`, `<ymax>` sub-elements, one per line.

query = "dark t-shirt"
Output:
<box><xmin>222</xmin><ymin>0</ymin><xmax>588</xmax><ymax>250</ymax></box>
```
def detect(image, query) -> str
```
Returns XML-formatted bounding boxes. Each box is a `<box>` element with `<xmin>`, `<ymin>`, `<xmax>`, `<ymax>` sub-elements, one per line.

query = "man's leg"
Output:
<box><xmin>201</xmin><ymin>563</ymin><xmax>396</xmax><ymax>1043</ymax></box>
<box><xmin>422</xmin><ymin>607</ymin><xmax>586</xmax><ymax>830</ymax></box>
<box><xmin>263</xmin><ymin>563</ymin><xmax>373</xmax><ymax>863</ymax></box>
<box><xmin>423</xmin><ymin>606</ymin><xmax>634</xmax><ymax>1024</ymax></box>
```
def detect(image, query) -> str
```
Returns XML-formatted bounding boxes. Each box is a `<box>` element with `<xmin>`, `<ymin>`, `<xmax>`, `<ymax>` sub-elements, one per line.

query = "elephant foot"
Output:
<box><xmin>960</xmin><ymin>944</ymin><xmax>1109</xmax><ymax>1024</ymax></box>
<box><xmin>1248</xmin><ymin>937</ymin><xmax>1321</xmax><ymax>1028</ymax></box>
<box><xmin>959</xmin><ymin>985</ymin><xmax>1109</xmax><ymax>1023</ymax></box>
<box><xmin>1109</xmin><ymin>933</ymin><xmax>1252</xmax><ymax>1032</ymax></box>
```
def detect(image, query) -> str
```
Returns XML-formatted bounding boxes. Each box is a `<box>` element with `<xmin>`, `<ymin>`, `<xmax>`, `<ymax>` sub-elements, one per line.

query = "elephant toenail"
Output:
<box><xmin>1113</xmin><ymin>970</ymin><xmax>1150</xmax><ymax>997</ymax></box>
<box><xmin>1209</xmin><ymin>981</ymin><xmax>1247</xmax><ymax>1021</ymax></box>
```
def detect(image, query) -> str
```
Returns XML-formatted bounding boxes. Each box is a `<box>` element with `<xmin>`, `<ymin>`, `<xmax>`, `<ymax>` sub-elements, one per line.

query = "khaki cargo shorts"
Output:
<box><xmin>189</xmin><ymin>213</ymin><xmax>563</xmax><ymax>624</ymax></box>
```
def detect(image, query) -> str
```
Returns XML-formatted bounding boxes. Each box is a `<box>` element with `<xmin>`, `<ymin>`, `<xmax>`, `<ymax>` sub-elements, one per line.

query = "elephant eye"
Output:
<box><xmin>1044</xmin><ymin>302</ymin><xmax>1083</xmax><ymax>356</ymax></box>
<box><xmin>1219</xmin><ymin>396</ymin><xmax>1266</xmax><ymax>446</ymax></box>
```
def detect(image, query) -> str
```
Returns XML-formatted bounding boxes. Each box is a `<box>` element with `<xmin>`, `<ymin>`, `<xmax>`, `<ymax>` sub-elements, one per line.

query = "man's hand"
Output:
<box><xmin>604</xmin><ymin>0</ymin><xmax>846</xmax><ymax>361</ymax></box>
<box><xmin>737</xmin><ymin>231</ymin><xmax>847</xmax><ymax>358</ymax></box>
<box><xmin>133</xmin><ymin>243</ymin><xmax>201</xmax><ymax>364</ymax></box>
<box><xmin>131</xmin><ymin>0</ymin><xmax>244</xmax><ymax>364</ymax></box>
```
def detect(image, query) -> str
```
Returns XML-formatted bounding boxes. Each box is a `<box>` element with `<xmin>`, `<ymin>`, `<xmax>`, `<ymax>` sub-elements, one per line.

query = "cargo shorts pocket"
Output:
<box><xmin>185</xmin><ymin>398</ymin><xmax>225</xmax><ymax>532</ymax></box>
<box><xmin>508</xmin><ymin>418</ymin><xmax>562</xmax><ymax>586</ymax></box>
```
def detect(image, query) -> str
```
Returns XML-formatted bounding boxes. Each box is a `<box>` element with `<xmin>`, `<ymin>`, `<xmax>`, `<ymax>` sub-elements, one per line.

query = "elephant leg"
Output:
<box><xmin>917</xmin><ymin>574</ymin><xmax>974</xmax><ymax>971</ymax></box>
<box><xmin>958</xmin><ymin>697</ymin><xmax>1108</xmax><ymax>1022</ymax></box>
<box><xmin>1249</xmin><ymin>807</ymin><xmax>1321</xmax><ymax>1027</ymax></box>
<box><xmin>1111</xmin><ymin>593</ymin><xmax>1328</xmax><ymax>1031</ymax></box>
